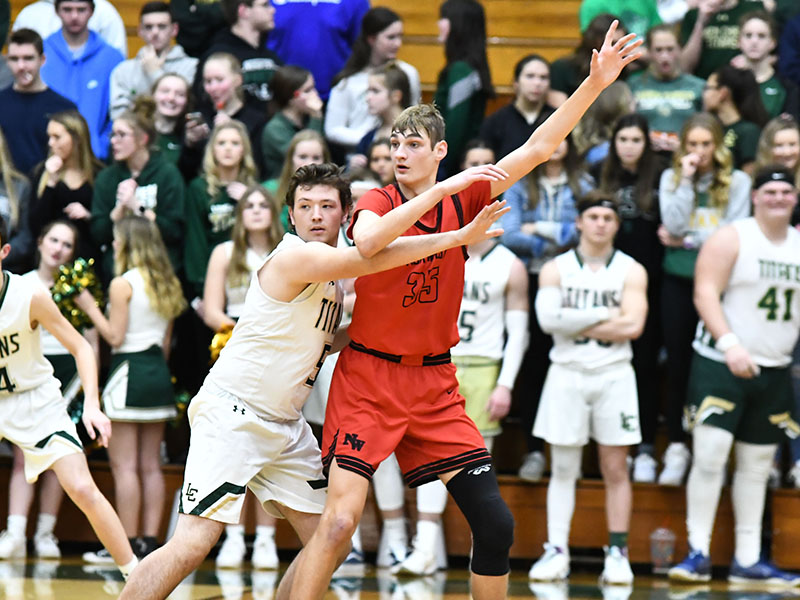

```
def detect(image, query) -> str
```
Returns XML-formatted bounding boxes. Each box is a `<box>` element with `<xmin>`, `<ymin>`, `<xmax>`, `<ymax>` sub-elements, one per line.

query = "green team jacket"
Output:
<box><xmin>183</xmin><ymin>176</ymin><xmax>238</xmax><ymax>298</ymax></box>
<box><xmin>90</xmin><ymin>152</ymin><xmax>186</xmax><ymax>283</ymax></box>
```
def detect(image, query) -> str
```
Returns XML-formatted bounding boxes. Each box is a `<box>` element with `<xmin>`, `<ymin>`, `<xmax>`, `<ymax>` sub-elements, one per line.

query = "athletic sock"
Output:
<box><xmin>732</xmin><ymin>441</ymin><xmax>775</xmax><ymax>567</ymax></box>
<box><xmin>225</xmin><ymin>524</ymin><xmax>245</xmax><ymax>539</ymax></box>
<box><xmin>687</xmin><ymin>425</ymin><xmax>732</xmax><ymax>555</ymax></box>
<box><xmin>417</xmin><ymin>479</ymin><xmax>448</xmax><ymax>514</ymax></box>
<box><xmin>414</xmin><ymin>519</ymin><xmax>439</xmax><ymax>555</ymax></box>
<box><xmin>6</xmin><ymin>515</ymin><xmax>26</xmax><ymax>539</ymax></box>
<box><xmin>255</xmin><ymin>525</ymin><xmax>276</xmax><ymax>541</ymax></box>
<box><xmin>548</xmin><ymin>445</ymin><xmax>582</xmax><ymax>550</ymax></box>
<box><xmin>118</xmin><ymin>556</ymin><xmax>139</xmax><ymax>580</ymax></box>
<box><xmin>35</xmin><ymin>514</ymin><xmax>57</xmax><ymax>538</ymax></box>
<box><xmin>608</xmin><ymin>531</ymin><xmax>628</xmax><ymax>550</ymax></box>
<box><xmin>382</xmin><ymin>517</ymin><xmax>406</xmax><ymax>541</ymax></box>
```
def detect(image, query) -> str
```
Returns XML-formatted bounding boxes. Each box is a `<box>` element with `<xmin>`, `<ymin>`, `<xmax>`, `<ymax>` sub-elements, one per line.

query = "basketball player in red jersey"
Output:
<box><xmin>292</xmin><ymin>21</ymin><xmax>642</xmax><ymax>600</ymax></box>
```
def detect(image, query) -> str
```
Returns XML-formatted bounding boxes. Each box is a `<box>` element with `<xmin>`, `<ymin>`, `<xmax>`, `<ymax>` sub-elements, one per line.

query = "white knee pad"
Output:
<box><xmin>416</xmin><ymin>479</ymin><xmax>448</xmax><ymax>515</ymax></box>
<box><xmin>733</xmin><ymin>441</ymin><xmax>776</xmax><ymax>480</ymax></box>
<box><xmin>550</xmin><ymin>445</ymin><xmax>582</xmax><ymax>481</ymax></box>
<box><xmin>692</xmin><ymin>424</ymin><xmax>734</xmax><ymax>474</ymax></box>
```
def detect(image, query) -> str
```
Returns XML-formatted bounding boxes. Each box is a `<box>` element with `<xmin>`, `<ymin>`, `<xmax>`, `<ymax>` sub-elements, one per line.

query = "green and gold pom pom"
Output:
<box><xmin>51</xmin><ymin>258</ymin><xmax>104</xmax><ymax>330</ymax></box>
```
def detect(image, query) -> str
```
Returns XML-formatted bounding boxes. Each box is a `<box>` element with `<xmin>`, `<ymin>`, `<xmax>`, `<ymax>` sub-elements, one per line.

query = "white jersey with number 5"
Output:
<box><xmin>0</xmin><ymin>272</ymin><xmax>55</xmax><ymax>396</ymax></box>
<box><xmin>694</xmin><ymin>217</ymin><xmax>800</xmax><ymax>367</ymax></box>
<box><xmin>453</xmin><ymin>243</ymin><xmax>517</xmax><ymax>360</ymax></box>
<box><xmin>207</xmin><ymin>234</ymin><xmax>343</xmax><ymax>421</ymax></box>
<box><xmin>549</xmin><ymin>249</ymin><xmax>634</xmax><ymax>370</ymax></box>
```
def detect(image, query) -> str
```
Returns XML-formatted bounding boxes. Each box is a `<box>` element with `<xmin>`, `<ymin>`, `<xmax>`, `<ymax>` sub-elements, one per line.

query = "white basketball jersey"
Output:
<box><xmin>694</xmin><ymin>218</ymin><xmax>800</xmax><ymax>367</ymax></box>
<box><xmin>549</xmin><ymin>249</ymin><xmax>634</xmax><ymax>370</ymax></box>
<box><xmin>453</xmin><ymin>243</ymin><xmax>517</xmax><ymax>360</ymax></box>
<box><xmin>207</xmin><ymin>234</ymin><xmax>343</xmax><ymax>421</ymax></box>
<box><xmin>0</xmin><ymin>272</ymin><xmax>55</xmax><ymax>395</ymax></box>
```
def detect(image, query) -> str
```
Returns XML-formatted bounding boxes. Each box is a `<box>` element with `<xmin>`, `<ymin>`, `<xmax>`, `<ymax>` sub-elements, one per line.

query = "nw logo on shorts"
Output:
<box><xmin>468</xmin><ymin>465</ymin><xmax>491</xmax><ymax>476</ymax></box>
<box><xmin>343</xmin><ymin>433</ymin><xmax>365</xmax><ymax>451</ymax></box>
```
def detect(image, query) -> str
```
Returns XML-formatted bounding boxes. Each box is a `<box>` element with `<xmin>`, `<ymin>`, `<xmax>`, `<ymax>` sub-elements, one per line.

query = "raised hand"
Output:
<box><xmin>457</xmin><ymin>200</ymin><xmax>510</xmax><ymax>246</ymax></box>
<box><xmin>438</xmin><ymin>164</ymin><xmax>509</xmax><ymax>198</ymax></box>
<box><xmin>589</xmin><ymin>20</ymin><xmax>644</xmax><ymax>89</ymax></box>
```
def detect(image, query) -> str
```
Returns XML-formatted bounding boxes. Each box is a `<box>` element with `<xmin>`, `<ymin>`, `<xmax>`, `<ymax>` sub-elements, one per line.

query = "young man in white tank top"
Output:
<box><xmin>0</xmin><ymin>216</ymin><xmax>137</xmax><ymax>579</ymax></box>
<box><xmin>530</xmin><ymin>193</ymin><xmax>648</xmax><ymax>585</ymax></box>
<box><xmin>669</xmin><ymin>165</ymin><xmax>800</xmax><ymax>585</ymax></box>
<box><xmin>120</xmin><ymin>163</ymin><xmax>512</xmax><ymax>599</ymax></box>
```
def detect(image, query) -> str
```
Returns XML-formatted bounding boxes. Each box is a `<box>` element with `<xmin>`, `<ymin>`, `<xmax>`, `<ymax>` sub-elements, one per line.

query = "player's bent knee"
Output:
<box><xmin>446</xmin><ymin>465</ymin><xmax>514</xmax><ymax>576</ymax></box>
<box><xmin>320</xmin><ymin>509</ymin><xmax>359</xmax><ymax>548</ymax></box>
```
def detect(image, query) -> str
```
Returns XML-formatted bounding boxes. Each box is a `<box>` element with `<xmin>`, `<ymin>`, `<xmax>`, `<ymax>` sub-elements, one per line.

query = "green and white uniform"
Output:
<box><xmin>0</xmin><ymin>272</ymin><xmax>83</xmax><ymax>482</ymax></box>
<box><xmin>180</xmin><ymin>234</ymin><xmax>342</xmax><ymax>523</ymax></box>
<box><xmin>102</xmin><ymin>268</ymin><xmax>175</xmax><ymax>422</ymax></box>
<box><xmin>687</xmin><ymin>218</ymin><xmax>800</xmax><ymax>442</ymax></box>
<box><xmin>534</xmin><ymin>250</ymin><xmax>641</xmax><ymax>446</ymax></box>
<box><xmin>452</xmin><ymin>243</ymin><xmax>516</xmax><ymax>437</ymax></box>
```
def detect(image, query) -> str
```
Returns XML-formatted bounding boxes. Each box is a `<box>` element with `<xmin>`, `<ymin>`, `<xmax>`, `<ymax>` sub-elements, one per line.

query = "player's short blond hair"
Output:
<box><xmin>392</xmin><ymin>104</ymin><xmax>446</xmax><ymax>147</ymax></box>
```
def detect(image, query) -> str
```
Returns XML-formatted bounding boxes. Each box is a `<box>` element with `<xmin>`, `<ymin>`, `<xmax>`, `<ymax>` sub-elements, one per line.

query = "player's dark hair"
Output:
<box><xmin>286</xmin><ymin>163</ymin><xmax>353</xmax><ymax>213</ymax></box>
<box><xmin>9</xmin><ymin>28</ymin><xmax>44</xmax><ymax>55</ymax></box>
<box><xmin>577</xmin><ymin>190</ymin><xmax>619</xmax><ymax>215</ymax></box>
<box><xmin>140</xmin><ymin>1</ymin><xmax>172</xmax><ymax>20</ymax></box>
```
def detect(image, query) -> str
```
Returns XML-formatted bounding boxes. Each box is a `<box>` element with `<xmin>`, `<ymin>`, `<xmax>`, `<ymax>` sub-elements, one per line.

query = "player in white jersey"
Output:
<box><xmin>529</xmin><ymin>193</ymin><xmax>648</xmax><ymax>585</ymax></box>
<box><xmin>669</xmin><ymin>165</ymin><xmax>800</xmax><ymax>585</ymax></box>
<box><xmin>0</xmin><ymin>216</ymin><xmax>137</xmax><ymax>578</ymax></box>
<box><xmin>120</xmin><ymin>162</ymin><xmax>512</xmax><ymax>599</ymax></box>
<box><xmin>394</xmin><ymin>237</ymin><xmax>529</xmax><ymax>576</ymax></box>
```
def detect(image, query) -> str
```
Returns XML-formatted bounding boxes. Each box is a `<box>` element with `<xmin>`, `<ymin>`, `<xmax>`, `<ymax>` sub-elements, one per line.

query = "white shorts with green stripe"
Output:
<box><xmin>0</xmin><ymin>378</ymin><xmax>83</xmax><ymax>483</ymax></box>
<box><xmin>180</xmin><ymin>385</ymin><xmax>327</xmax><ymax>524</ymax></box>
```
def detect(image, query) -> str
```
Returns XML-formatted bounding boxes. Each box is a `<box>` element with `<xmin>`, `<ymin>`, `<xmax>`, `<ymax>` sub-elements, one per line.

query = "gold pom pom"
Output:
<box><xmin>51</xmin><ymin>258</ymin><xmax>104</xmax><ymax>330</ymax></box>
<box><xmin>209</xmin><ymin>325</ymin><xmax>234</xmax><ymax>364</ymax></box>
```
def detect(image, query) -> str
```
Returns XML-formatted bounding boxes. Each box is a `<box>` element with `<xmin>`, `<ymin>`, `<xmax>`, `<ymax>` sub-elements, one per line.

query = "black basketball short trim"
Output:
<box><xmin>404</xmin><ymin>448</ymin><xmax>492</xmax><ymax>488</ymax></box>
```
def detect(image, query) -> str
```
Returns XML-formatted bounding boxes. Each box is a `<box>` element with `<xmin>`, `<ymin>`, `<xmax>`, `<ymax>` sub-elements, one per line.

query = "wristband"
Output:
<box><xmin>716</xmin><ymin>332</ymin><xmax>740</xmax><ymax>353</ymax></box>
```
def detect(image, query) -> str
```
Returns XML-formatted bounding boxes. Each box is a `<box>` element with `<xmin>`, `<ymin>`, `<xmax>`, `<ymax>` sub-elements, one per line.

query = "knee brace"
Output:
<box><xmin>446</xmin><ymin>464</ymin><xmax>514</xmax><ymax>576</ymax></box>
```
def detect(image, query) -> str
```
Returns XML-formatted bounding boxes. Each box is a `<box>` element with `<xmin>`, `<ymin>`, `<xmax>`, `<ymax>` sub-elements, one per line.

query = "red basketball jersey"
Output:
<box><xmin>346</xmin><ymin>181</ymin><xmax>492</xmax><ymax>356</ymax></box>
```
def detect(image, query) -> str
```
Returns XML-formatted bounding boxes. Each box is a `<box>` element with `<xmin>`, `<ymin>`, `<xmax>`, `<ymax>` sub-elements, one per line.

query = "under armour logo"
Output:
<box><xmin>343</xmin><ymin>433</ymin><xmax>365</xmax><ymax>451</ymax></box>
<box><xmin>232</xmin><ymin>404</ymin><xmax>245</xmax><ymax>415</ymax></box>
<box><xmin>468</xmin><ymin>465</ymin><xmax>491</xmax><ymax>476</ymax></box>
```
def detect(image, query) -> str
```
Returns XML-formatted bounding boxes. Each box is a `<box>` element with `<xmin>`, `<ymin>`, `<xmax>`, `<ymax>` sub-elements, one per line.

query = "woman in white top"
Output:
<box><xmin>76</xmin><ymin>216</ymin><xmax>186</xmax><ymax>559</ymax></box>
<box><xmin>202</xmin><ymin>185</ymin><xmax>285</xmax><ymax>568</ymax></box>
<box><xmin>0</xmin><ymin>221</ymin><xmax>93</xmax><ymax>560</ymax></box>
<box><xmin>325</xmin><ymin>7</ymin><xmax>421</xmax><ymax>155</ymax></box>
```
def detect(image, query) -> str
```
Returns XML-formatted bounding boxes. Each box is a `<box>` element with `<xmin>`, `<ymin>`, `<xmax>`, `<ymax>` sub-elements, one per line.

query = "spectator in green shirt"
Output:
<box><xmin>434</xmin><ymin>0</ymin><xmax>494</xmax><ymax>176</ymax></box>
<box><xmin>732</xmin><ymin>10</ymin><xmax>799</xmax><ymax>119</ymax></box>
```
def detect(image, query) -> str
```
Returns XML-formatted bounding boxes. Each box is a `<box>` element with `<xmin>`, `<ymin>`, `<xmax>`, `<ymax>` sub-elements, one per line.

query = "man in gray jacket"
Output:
<box><xmin>109</xmin><ymin>1</ymin><xmax>197</xmax><ymax>118</ymax></box>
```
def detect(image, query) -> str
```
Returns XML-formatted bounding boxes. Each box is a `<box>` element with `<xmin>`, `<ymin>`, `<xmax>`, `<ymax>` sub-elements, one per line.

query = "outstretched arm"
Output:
<box><xmin>353</xmin><ymin>164</ymin><xmax>508</xmax><ymax>257</ymax></box>
<box><xmin>30</xmin><ymin>290</ymin><xmax>110</xmax><ymax>447</ymax></box>
<box><xmin>491</xmin><ymin>21</ymin><xmax>642</xmax><ymax>198</ymax></box>
<box><xmin>580</xmin><ymin>262</ymin><xmax>648</xmax><ymax>342</ymax></box>
<box><xmin>265</xmin><ymin>201</ymin><xmax>510</xmax><ymax>300</ymax></box>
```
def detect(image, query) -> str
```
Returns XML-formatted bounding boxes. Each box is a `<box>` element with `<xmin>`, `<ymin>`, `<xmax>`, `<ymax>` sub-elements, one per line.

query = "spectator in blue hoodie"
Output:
<box><xmin>40</xmin><ymin>0</ymin><xmax>123</xmax><ymax>161</ymax></box>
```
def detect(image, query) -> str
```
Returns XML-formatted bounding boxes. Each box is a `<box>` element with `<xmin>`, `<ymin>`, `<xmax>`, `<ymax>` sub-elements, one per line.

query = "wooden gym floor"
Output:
<box><xmin>3</xmin><ymin>557</ymin><xmax>800</xmax><ymax>600</ymax></box>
